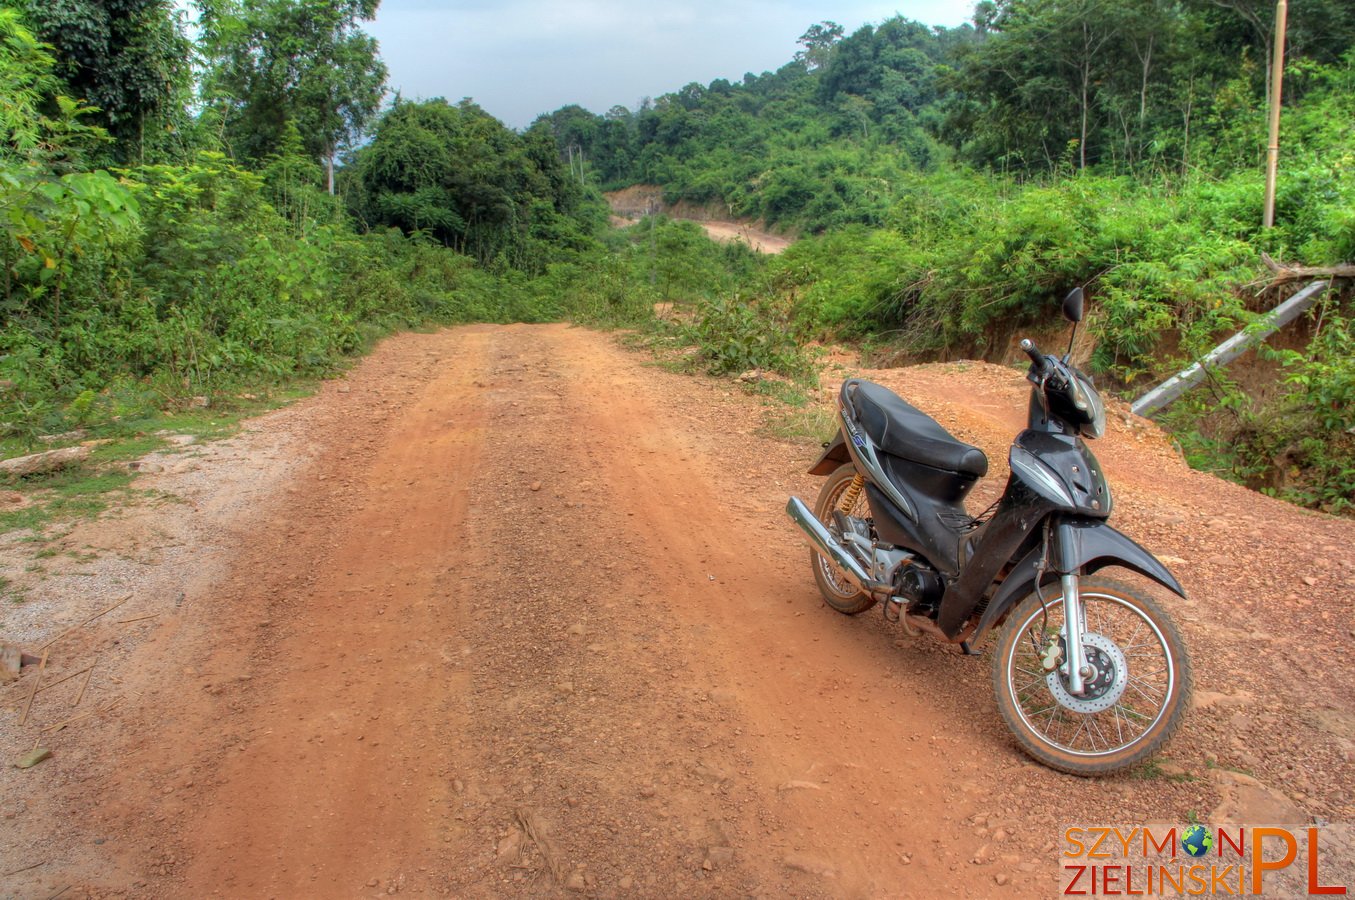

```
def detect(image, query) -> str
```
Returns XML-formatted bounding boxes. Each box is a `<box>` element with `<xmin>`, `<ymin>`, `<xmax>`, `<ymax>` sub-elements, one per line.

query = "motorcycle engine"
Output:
<box><xmin>897</xmin><ymin>564</ymin><xmax>944</xmax><ymax>616</ymax></box>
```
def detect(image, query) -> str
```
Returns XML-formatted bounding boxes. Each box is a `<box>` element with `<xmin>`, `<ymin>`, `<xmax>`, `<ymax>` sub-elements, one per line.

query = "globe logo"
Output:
<box><xmin>1181</xmin><ymin>824</ymin><xmax>1214</xmax><ymax>858</ymax></box>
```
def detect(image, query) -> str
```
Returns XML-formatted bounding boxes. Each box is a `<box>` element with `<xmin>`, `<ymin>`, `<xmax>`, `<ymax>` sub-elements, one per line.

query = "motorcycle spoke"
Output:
<box><xmin>1119</xmin><ymin>637</ymin><xmax>1159</xmax><ymax>654</ymax></box>
<box><xmin>1111</xmin><ymin>704</ymin><xmax>1126</xmax><ymax>744</ymax></box>
<box><xmin>1067</xmin><ymin>715</ymin><xmax>1090</xmax><ymax>749</ymax></box>
<box><xmin>1125</xmin><ymin>618</ymin><xmax>1150</xmax><ymax>644</ymax></box>
<box><xmin>1007</xmin><ymin>586</ymin><xmax>1181</xmax><ymax>759</ymax></box>
<box><xmin>1114</xmin><ymin>704</ymin><xmax>1150</xmax><ymax>732</ymax></box>
<box><xmin>1125</xmin><ymin>678</ymin><xmax>1166</xmax><ymax>707</ymax></box>
<box><xmin>1044</xmin><ymin>704</ymin><xmax>1063</xmax><ymax>733</ymax></box>
<box><xmin>1127</xmin><ymin>685</ymin><xmax>1170</xmax><ymax>715</ymax></box>
<box><xmin>1127</xmin><ymin>668</ymin><xmax>1168</xmax><ymax>692</ymax></box>
<box><xmin>1086</xmin><ymin>713</ymin><xmax>1113</xmax><ymax>752</ymax></box>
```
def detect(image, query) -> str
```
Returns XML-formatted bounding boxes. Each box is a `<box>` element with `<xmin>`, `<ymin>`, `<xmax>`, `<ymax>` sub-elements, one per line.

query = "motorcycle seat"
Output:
<box><xmin>846</xmin><ymin>380</ymin><xmax>989</xmax><ymax>478</ymax></box>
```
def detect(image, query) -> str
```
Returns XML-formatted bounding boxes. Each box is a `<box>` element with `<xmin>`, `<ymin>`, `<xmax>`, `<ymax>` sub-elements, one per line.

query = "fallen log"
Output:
<box><xmin>1261</xmin><ymin>252</ymin><xmax>1355</xmax><ymax>285</ymax></box>
<box><xmin>0</xmin><ymin>445</ymin><xmax>91</xmax><ymax>478</ymax></box>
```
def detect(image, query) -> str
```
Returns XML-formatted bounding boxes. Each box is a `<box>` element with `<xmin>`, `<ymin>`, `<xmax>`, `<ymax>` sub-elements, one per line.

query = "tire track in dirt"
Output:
<box><xmin>434</xmin><ymin>327</ymin><xmax>766</xmax><ymax>897</ymax></box>
<box><xmin>170</xmin><ymin>328</ymin><xmax>493</xmax><ymax>896</ymax></box>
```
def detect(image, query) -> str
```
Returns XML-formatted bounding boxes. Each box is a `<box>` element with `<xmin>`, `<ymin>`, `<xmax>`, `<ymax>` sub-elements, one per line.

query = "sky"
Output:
<box><xmin>362</xmin><ymin>0</ymin><xmax>979</xmax><ymax>130</ymax></box>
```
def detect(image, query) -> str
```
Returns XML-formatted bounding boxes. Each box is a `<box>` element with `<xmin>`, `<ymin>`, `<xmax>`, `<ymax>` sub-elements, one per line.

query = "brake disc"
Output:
<box><xmin>1045</xmin><ymin>632</ymin><xmax>1128</xmax><ymax>713</ymax></box>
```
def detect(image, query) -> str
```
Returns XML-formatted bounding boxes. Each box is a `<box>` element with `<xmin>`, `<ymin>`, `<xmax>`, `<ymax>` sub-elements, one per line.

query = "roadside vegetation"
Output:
<box><xmin>0</xmin><ymin>0</ymin><xmax>1350</xmax><ymax>517</ymax></box>
<box><xmin>545</xmin><ymin>3</ymin><xmax>1354</xmax><ymax>513</ymax></box>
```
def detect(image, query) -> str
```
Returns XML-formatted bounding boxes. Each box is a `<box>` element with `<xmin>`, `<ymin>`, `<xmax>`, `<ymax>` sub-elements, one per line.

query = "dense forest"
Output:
<box><xmin>0</xmin><ymin>0</ymin><xmax>1351</xmax><ymax>511</ymax></box>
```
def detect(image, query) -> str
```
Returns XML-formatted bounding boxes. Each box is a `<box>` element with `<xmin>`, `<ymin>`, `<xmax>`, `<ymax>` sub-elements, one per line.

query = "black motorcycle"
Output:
<box><xmin>786</xmin><ymin>288</ymin><xmax>1191</xmax><ymax>775</ymax></box>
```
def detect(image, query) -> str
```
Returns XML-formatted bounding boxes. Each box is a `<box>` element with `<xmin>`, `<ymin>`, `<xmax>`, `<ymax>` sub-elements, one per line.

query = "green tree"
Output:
<box><xmin>0</xmin><ymin>8</ymin><xmax>78</xmax><ymax>161</ymax></box>
<box><xmin>351</xmin><ymin>99</ymin><xmax>586</xmax><ymax>270</ymax></box>
<box><xmin>955</xmin><ymin>0</ymin><xmax>1128</xmax><ymax>170</ymax></box>
<box><xmin>16</xmin><ymin>0</ymin><xmax>191</xmax><ymax>163</ymax></box>
<box><xmin>795</xmin><ymin>21</ymin><xmax>844</xmax><ymax>72</ymax></box>
<box><xmin>198</xmin><ymin>0</ymin><xmax>387</xmax><ymax>191</ymax></box>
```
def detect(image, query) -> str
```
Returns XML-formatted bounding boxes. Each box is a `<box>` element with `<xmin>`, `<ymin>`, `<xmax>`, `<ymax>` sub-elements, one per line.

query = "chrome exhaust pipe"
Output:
<box><xmin>786</xmin><ymin>496</ymin><xmax>888</xmax><ymax>594</ymax></box>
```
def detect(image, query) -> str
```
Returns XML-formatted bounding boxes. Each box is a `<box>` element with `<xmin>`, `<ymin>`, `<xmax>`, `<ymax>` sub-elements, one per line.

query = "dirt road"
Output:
<box><xmin>2</xmin><ymin>325</ymin><xmax>1353</xmax><ymax>898</ymax></box>
<box><xmin>604</xmin><ymin>185</ymin><xmax>794</xmax><ymax>254</ymax></box>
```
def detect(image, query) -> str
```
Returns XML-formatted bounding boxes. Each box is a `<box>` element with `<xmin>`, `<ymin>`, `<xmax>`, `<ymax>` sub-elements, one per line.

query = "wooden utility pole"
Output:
<box><xmin>1262</xmin><ymin>0</ymin><xmax>1288</xmax><ymax>228</ymax></box>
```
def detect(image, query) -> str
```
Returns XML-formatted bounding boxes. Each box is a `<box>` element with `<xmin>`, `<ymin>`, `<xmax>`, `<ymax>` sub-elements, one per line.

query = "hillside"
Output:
<box><xmin>605</xmin><ymin>185</ymin><xmax>795</xmax><ymax>254</ymax></box>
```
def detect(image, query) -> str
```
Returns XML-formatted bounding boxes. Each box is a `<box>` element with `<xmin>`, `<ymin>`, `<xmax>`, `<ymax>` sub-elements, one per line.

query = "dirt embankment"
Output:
<box><xmin>1</xmin><ymin>325</ymin><xmax>1352</xmax><ymax>898</ymax></box>
<box><xmin>605</xmin><ymin>185</ymin><xmax>794</xmax><ymax>255</ymax></box>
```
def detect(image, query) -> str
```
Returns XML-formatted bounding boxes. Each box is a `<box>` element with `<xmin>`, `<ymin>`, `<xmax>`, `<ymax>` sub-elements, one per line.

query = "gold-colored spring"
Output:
<box><xmin>839</xmin><ymin>473</ymin><xmax>865</xmax><ymax>513</ymax></box>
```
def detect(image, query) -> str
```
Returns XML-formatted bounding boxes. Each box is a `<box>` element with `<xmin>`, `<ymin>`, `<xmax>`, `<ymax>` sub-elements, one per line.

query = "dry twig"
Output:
<box><xmin>74</xmin><ymin>663</ymin><xmax>95</xmax><ymax>707</ymax></box>
<box><xmin>33</xmin><ymin>665</ymin><xmax>93</xmax><ymax>695</ymax></box>
<box><xmin>38</xmin><ymin>593</ymin><xmax>132</xmax><ymax>652</ymax></box>
<box><xmin>41</xmin><ymin>710</ymin><xmax>97</xmax><ymax>734</ymax></box>
<box><xmin>18</xmin><ymin>650</ymin><xmax>49</xmax><ymax>727</ymax></box>
<box><xmin>99</xmin><ymin>695</ymin><xmax>124</xmax><ymax>713</ymax></box>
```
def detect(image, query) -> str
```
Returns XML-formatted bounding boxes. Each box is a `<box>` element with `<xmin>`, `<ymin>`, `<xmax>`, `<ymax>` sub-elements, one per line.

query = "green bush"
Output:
<box><xmin>682</xmin><ymin>293</ymin><xmax>813</xmax><ymax>380</ymax></box>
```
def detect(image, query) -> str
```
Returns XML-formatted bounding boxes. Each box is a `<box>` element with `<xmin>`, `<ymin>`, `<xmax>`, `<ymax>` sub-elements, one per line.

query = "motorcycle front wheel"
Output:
<box><xmin>991</xmin><ymin>576</ymin><xmax>1191</xmax><ymax>776</ymax></box>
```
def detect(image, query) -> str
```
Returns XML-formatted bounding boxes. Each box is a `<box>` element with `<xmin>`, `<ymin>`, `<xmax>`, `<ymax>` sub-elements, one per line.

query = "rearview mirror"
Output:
<box><xmin>1062</xmin><ymin>287</ymin><xmax>1084</xmax><ymax>324</ymax></box>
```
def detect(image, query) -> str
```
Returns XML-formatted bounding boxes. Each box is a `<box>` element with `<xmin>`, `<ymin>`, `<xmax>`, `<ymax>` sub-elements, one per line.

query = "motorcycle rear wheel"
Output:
<box><xmin>810</xmin><ymin>463</ymin><xmax>876</xmax><ymax>615</ymax></box>
<box><xmin>991</xmin><ymin>576</ymin><xmax>1191</xmax><ymax>776</ymax></box>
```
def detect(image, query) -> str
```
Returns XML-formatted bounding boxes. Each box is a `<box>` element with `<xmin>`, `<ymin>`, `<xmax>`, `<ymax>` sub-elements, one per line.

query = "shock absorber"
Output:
<box><xmin>839</xmin><ymin>474</ymin><xmax>865</xmax><ymax>513</ymax></box>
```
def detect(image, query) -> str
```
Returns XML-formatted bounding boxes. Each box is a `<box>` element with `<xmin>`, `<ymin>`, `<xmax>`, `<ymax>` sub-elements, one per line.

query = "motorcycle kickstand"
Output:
<box><xmin>959</xmin><ymin>640</ymin><xmax>983</xmax><ymax>656</ymax></box>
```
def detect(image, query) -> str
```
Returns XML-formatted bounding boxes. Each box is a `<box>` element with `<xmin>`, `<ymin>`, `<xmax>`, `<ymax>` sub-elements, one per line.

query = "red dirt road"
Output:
<box><xmin>2</xmin><ymin>324</ymin><xmax>1353</xmax><ymax>898</ymax></box>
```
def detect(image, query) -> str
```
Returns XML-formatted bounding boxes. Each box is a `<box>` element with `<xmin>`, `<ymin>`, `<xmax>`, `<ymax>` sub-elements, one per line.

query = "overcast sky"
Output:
<box><xmin>362</xmin><ymin>0</ymin><xmax>978</xmax><ymax>130</ymax></box>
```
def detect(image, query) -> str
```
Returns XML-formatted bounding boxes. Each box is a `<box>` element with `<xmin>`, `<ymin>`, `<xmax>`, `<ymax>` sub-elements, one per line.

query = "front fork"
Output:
<box><xmin>1060</xmin><ymin>572</ymin><xmax>1089</xmax><ymax>695</ymax></box>
<box><xmin>1044</xmin><ymin>519</ymin><xmax>1089</xmax><ymax>695</ymax></box>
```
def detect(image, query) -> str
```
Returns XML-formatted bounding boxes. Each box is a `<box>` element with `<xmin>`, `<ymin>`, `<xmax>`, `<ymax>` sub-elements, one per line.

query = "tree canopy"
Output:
<box><xmin>349</xmin><ymin>99</ymin><xmax>588</xmax><ymax>269</ymax></box>
<box><xmin>196</xmin><ymin>0</ymin><xmax>387</xmax><ymax>188</ymax></box>
<box><xmin>16</xmin><ymin>0</ymin><xmax>191</xmax><ymax>163</ymax></box>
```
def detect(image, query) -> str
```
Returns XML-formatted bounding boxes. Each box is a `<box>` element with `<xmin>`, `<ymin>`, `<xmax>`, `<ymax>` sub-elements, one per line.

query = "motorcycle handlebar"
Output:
<box><xmin>1019</xmin><ymin>338</ymin><xmax>1047</xmax><ymax>374</ymax></box>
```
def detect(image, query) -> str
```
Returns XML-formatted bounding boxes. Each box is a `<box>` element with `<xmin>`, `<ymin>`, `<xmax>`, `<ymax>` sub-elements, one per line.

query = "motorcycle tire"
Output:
<box><xmin>991</xmin><ymin>576</ymin><xmax>1191</xmax><ymax>776</ymax></box>
<box><xmin>810</xmin><ymin>463</ymin><xmax>876</xmax><ymax>615</ymax></box>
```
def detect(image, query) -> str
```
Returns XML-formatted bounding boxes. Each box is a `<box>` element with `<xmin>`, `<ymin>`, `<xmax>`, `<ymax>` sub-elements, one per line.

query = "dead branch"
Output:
<box><xmin>1261</xmin><ymin>251</ymin><xmax>1355</xmax><ymax>284</ymax></box>
<box><xmin>38</xmin><ymin>594</ymin><xmax>133</xmax><ymax>651</ymax></box>
<box><xmin>33</xmin><ymin>664</ymin><xmax>93</xmax><ymax>695</ymax></box>
<box><xmin>18</xmin><ymin>650</ymin><xmax>49</xmax><ymax>727</ymax></box>
<box><xmin>41</xmin><ymin>709</ymin><xmax>97</xmax><ymax>733</ymax></box>
<box><xmin>74</xmin><ymin>662</ymin><xmax>95</xmax><ymax>707</ymax></box>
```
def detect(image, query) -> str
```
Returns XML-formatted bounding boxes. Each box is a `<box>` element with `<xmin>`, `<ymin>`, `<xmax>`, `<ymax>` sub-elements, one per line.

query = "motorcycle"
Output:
<box><xmin>785</xmin><ymin>288</ymin><xmax>1191</xmax><ymax>775</ymax></box>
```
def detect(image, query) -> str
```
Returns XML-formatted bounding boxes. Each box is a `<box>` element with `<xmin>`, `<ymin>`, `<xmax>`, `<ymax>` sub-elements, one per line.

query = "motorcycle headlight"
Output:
<box><xmin>1071</xmin><ymin>372</ymin><xmax>1106</xmax><ymax>439</ymax></box>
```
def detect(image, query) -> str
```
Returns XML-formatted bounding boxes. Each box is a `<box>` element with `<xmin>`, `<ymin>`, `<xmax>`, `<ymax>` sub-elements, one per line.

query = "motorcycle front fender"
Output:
<box><xmin>973</xmin><ymin>520</ymin><xmax>1186</xmax><ymax>638</ymax></box>
<box><xmin>808</xmin><ymin>432</ymin><xmax>850</xmax><ymax>476</ymax></box>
